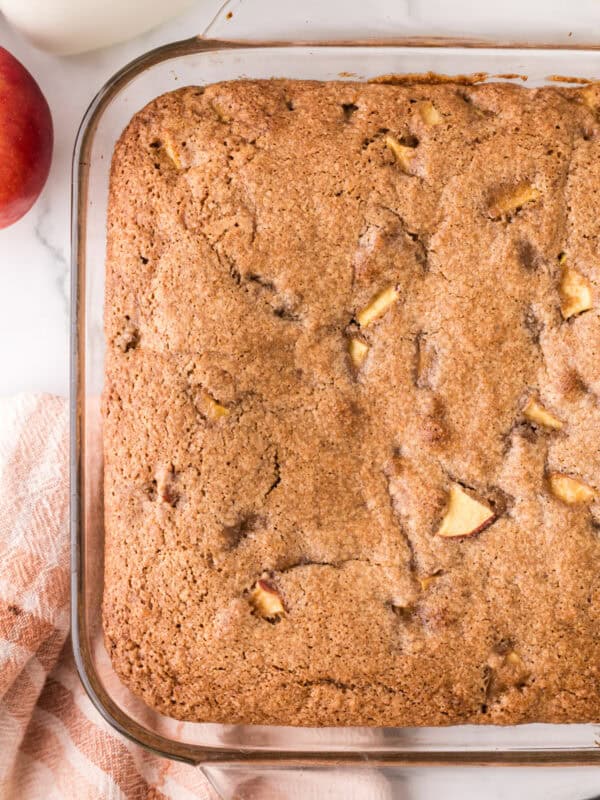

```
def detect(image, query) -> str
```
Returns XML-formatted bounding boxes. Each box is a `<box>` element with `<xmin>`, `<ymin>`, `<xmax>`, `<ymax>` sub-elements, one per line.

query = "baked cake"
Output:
<box><xmin>103</xmin><ymin>78</ymin><xmax>600</xmax><ymax>726</ymax></box>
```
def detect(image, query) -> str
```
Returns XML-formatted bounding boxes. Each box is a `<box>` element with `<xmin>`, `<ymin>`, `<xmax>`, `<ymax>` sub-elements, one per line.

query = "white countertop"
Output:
<box><xmin>1</xmin><ymin>1</ymin><xmax>600</xmax><ymax>797</ymax></box>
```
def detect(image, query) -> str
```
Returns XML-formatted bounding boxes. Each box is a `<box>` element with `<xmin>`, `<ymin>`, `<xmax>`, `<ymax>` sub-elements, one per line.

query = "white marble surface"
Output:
<box><xmin>2</xmin><ymin>1</ymin><xmax>600</xmax><ymax>797</ymax></box>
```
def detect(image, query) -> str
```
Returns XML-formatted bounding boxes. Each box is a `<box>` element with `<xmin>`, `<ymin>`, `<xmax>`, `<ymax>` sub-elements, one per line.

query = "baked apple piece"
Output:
<box><xmin>559</xmin><ymin>263</ymin><xmax>593</xmax><ymax>320</ymax></box>
<box><xmin>198</xmin><ymin>391</ymin><xmax>229</xmax><ymax>421</ymax></box>
<box><xmin>437</xmin><ymin>484</ymin><xmax>495</xmax><ymax>538</ymax></box>
<box><xmin>418</xmin><ymin>100</ymin><xmax>443</xmax><ymax>126</ymax></box>
<box><xmin>548</xmin><ymin>473</ymin><xmax>595</xmax><ymax>505</ymax></box>
<box><xmin>384</xmin><ymin>135</ymin><xmax>417</xmax><ymax>172</ymax></box>
<box><xmin>249</xmin><ymin>579</ymin><xmax>286</xmax><ymax>620</ymax></box>
<box><xmin>348</xmin><ymin>338</ymin><xmax>369</xmax><ymax>368</ymax></box>
<box><xmin>356</xmin><ymin>286</ymin><xmax>399</xmax><ymax>327</ymax></box>
<box><xmin>523</xmin><ymin>396</ymin><xmax>563</xmax><ymax>430</ymax></box>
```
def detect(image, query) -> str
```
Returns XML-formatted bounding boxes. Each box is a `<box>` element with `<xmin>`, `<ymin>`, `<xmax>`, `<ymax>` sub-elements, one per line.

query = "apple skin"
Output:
<box><xmin>0</xmin><ymin>47</ymin><xmax>53</xmax><ymax>229</ymax></box>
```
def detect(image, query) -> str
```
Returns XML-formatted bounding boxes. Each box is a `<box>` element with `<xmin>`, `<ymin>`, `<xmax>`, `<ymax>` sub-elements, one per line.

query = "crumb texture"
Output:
<box><xmin>103</xmin><ymin>79</ymin><xmax>600</xmax><ymax>726</ymax></box>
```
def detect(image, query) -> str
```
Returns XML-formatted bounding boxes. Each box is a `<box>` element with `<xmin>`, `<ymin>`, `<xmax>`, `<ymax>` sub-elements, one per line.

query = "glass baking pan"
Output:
<box><xmin>71</xmin><ymin>35</ymin><xmax>600</xmax><ymax>767</ymax></box>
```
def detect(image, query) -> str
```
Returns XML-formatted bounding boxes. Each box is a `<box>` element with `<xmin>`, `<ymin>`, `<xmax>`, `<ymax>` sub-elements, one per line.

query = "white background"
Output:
<box><xmin>1</xmin><ymin>0</ymin><xmax>600</xmax><ymax>796</ymax></box>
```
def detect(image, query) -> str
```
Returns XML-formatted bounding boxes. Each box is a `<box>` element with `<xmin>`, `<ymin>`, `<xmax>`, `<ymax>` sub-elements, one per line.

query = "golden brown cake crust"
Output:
<box><xmin>103</xmin><ymin>79</ymin><xmax>600</xmax><ymax>727</ymax></box>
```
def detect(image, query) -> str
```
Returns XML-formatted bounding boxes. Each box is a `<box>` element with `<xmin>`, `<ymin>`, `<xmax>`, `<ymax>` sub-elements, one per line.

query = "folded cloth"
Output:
<box><xmin>0</xmin><ymin>394</ymin><xmax>218</xmax><ymax>800</ymax></box>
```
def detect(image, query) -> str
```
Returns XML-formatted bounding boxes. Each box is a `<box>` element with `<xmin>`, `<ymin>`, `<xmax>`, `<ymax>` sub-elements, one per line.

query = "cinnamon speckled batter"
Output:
<box><xmin>103</xmin><ymin>79</ymin><xmax>600</xmax><ymax>726</ymax></box>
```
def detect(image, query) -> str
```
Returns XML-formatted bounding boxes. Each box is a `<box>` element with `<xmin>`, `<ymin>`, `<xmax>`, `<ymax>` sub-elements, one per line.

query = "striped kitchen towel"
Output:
<box><xmin>0</xmin><ymin>394</ymin><xmax>218</xmax><ymax>800</ymax></box>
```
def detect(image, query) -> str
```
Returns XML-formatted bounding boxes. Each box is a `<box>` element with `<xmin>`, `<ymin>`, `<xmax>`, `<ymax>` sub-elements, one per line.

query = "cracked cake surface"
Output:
<box><xmin>103</xmin><ymin>78</ymin><xmax>600</xmax><ymax>726</ymax></box>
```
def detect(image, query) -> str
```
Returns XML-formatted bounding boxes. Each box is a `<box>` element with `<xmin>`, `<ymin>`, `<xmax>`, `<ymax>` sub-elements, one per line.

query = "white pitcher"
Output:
<box><xmin>0</xmin><ymin>0</ymin><xmax>196</xmax><ymax>55</ymax></box>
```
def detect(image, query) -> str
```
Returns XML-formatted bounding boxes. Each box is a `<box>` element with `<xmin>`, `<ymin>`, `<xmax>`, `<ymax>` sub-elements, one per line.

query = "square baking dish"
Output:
<box><xmin>71</xmin><ymin>36</ymin><xmax>600</xmax><ymax>766</ymax></box>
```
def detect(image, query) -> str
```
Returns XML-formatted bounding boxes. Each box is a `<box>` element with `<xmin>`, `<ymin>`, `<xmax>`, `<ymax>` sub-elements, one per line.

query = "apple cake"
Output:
<box><xmin>103</xmin><ymin>78</ymin><xmax>600</xmax><ymax>726</ymax></box>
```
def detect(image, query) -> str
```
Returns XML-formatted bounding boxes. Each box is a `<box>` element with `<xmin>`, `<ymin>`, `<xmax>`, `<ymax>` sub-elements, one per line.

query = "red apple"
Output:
<box><xmin>0</xmin><ymin>47</ymin><xmax>53</xmax><ymax>229</ymax></box>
